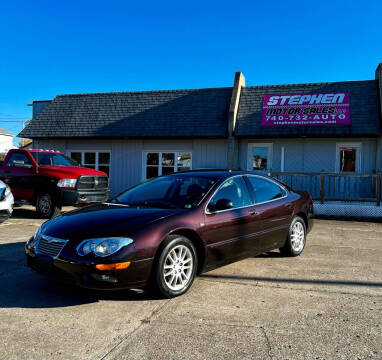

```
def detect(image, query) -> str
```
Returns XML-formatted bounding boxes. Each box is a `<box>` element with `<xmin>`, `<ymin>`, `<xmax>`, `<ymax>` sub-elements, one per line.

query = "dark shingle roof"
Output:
<box><xmin>236</xmin><ymin>80</ymin><xmax>381</xmax><ymax>137</ymax></box>
<box><xmin>19</xmin><ymin>88</ymin><xmax>232</xmax><ymax>138</ymax></box>
<box><xmin>0</xmin><ymin>127</ymin><xmax>13</xmax><ymax>136</ymax></box>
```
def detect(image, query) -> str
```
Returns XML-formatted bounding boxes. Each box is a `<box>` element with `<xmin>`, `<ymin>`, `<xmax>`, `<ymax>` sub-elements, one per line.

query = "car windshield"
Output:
<box><xmin>112</xmin><ymin>174</ymin><xmax>219</xmax><ymax>209</ymax></box>
<box><xmin>31</xmin><ymin>152</ymin><xmax>78</xmax><ymax>166</ymax></box>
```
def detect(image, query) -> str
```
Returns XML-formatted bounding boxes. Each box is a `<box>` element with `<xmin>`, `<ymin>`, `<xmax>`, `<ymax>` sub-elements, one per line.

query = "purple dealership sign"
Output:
<box><xmin>261</xmin><ymin>92</ymin><xmax>350</xmax><ymax>126</ymax></box>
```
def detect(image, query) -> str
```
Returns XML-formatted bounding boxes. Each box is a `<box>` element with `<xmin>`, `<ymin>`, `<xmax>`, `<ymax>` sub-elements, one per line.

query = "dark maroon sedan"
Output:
<box><xmin>25</xmin><ymin>170</ymin><xmax>313</xmax><ymax>297</ymax></box>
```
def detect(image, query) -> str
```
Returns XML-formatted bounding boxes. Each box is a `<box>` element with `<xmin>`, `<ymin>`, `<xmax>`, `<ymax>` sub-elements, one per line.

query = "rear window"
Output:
<box><xmin>247</xmin><ymin>176</ymin><xmax>285</xmax><ymax>204</ymax></box>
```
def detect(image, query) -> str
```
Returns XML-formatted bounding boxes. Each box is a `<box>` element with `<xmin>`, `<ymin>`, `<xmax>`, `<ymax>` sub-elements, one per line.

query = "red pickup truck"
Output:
<box><xmin>0</xmin><ymin>149</ymin><xmax>109</xmax><ymax>218</ymax></box>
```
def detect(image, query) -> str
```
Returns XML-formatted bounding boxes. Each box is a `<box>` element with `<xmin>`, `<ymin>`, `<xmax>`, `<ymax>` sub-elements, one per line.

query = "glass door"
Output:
<box><xmin>247</xmin><ymin>143</ymin><xmax>273</xmax><ymax>173</ymax></box>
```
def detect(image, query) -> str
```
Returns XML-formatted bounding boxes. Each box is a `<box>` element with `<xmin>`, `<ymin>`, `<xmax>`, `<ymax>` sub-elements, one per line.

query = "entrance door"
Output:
<box><xmin>247</xmin><ymin>143</ymin><xmax>273</xmax><ymax>174</ymax></box>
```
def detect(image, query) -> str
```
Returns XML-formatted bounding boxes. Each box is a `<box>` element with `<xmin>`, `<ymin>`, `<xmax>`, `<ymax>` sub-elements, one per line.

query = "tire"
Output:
<box><xmin>0</xmin><ymin>213</ymin><xmax>10</xmax><ymax>224</ymax></box>
<box><xmin>36</xmin><ymin>192</ymin><xmax>61</xmax><ymax>219</ymax></box>
<box><xmin>151</xmin><ymin>235</ymin><xmax>198</xmax><ymax>298</ymax></box>
<box><xmin>280</xmin><ymin>216</ymin><xmax>306</xmax><ymax>257</ymax></box>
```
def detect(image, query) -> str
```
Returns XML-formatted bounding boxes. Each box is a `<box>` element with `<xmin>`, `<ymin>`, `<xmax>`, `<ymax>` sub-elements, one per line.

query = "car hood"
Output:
<box><xmin>41</xmin><ymin>204</ymin><xmax>179</xmax><ymax>242</ymax></box>
<box><xmin>38</xmin><ymin>165</ymin><xmax>107</xmax><ymax>178</ymax></box>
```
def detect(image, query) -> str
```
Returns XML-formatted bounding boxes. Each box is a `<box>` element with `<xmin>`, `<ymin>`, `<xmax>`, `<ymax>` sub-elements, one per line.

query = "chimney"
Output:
<box><xmin>31</xmin><ymin>100</ymin><xmax>52</xmax><ymax>118</ymax></box>
<box><xmin>227</xmin><ymin>72</ymin><xmax>245</xmax><ymax>169</ymax></box>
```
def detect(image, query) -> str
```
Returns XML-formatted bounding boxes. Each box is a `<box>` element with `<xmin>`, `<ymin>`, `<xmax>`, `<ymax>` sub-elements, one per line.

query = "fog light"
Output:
<box><xmin>95</xmin><ymin>261</ymin><xmax>131</xmax><ymax>271</ymax></box>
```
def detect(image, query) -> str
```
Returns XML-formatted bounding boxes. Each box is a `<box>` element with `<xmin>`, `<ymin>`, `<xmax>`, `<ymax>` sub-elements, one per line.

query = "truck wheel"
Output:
<box><xmin>36</xmin><ymin>193</ymin><xmax>61</xmax><ymax>218</ymax></box>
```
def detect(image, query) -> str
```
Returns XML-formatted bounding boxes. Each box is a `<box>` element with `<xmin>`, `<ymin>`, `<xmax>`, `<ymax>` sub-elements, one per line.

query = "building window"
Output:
<box><xmin>144</xmin><ymin>151</ymin><xmax>192</xmax><ymax>179</ymax></box>
<box><xmin>247</xmin><ymin>143</ymin><xmax>273</xmax><ymax>172</ymax></box>
<box><xmin>336</xmin><ymin>143</ymin><xmax>361</xmax><ymax>173</ymax></box>
<box><xmin>69</xmin><ymin>151</ymin><xmax>111</xmax><ymax>175</ymax></box>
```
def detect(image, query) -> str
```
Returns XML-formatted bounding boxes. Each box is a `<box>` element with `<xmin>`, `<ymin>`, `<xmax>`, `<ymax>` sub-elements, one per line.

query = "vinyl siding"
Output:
<box><xmin>35</xmin><ymin>138</ymin><xmax>228</xmax><ymax>196</ymax></box>
<box><xmin>239</xmin><ymin>138</ymin><xmax>377</xmax><ymax>173</ymax></box>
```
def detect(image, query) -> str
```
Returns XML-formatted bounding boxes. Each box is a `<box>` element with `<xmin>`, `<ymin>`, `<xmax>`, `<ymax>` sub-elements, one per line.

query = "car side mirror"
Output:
<box><xmin>208</xmin><ymin>198</ymin><xmax>234</xmax><ymax>212</ymax></box>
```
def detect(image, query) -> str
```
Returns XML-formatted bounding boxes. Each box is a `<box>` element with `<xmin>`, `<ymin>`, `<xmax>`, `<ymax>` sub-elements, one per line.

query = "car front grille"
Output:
<box><xmin>37</xmin><ymin>236</ymin><xmax>67</xmax><ymax>258</ymax></box>
<box><xmin>77</xmin><ymin>176</ymin><xmax>109</xmax><ymax>190</ymax></box>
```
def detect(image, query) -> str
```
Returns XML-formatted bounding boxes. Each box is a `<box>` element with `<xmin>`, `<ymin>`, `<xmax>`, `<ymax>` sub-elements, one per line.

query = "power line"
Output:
<box><xmin>0</xmin><ymin>120</ymin><xmax>25</xmax><ymax>123</ymax></box>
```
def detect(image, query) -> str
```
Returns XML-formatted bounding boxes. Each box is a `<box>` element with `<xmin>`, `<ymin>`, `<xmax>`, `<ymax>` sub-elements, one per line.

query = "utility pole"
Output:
<box><xmin>21</xmin><ymin>120</ymin><xmax>25</xmax><ymax>147</ymax></box>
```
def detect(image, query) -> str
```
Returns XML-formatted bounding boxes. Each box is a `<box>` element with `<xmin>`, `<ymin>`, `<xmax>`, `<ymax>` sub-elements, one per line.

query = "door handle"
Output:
<box><xmin>249</xmin><ymin>210</ymin><xmax>258</xmax><ymax>216</ymax></box>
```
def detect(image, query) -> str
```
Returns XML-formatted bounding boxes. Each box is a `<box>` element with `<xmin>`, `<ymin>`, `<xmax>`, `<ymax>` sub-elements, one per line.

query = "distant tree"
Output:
<box><xmin>18</xmin><ymin>139</ymin><xmax>32</xmax><ymax>148</ymax></box>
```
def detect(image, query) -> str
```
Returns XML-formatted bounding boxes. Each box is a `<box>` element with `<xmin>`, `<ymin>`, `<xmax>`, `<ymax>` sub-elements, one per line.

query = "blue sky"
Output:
<box><xmin>1</xmin><ymin>0</ymin><xmax>381</xmax><ymax>143</ymax></box>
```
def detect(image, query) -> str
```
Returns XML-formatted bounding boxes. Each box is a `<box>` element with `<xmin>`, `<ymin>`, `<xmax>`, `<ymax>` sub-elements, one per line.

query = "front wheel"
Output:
<box><xmin>36</xmin><ymin>193</ymin><xmax>61</xmax><ymax>219</ymax></box>
<box><xmin>280</xmin><ymin>216</ymin><xmax>306</xmax><ymax>257</ymax></box>
<box><xmin>153</xmin><ymin>235</ymin><xmax>197</xmax><ymax>298</ymax></box>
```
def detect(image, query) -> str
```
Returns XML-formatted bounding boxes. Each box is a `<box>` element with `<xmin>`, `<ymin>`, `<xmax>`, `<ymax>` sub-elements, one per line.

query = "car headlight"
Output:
<box><xmin>76</xmin><ymin>237</ymin><xmax>134</xmax><ymax>257</ymax></box>
<box><xmin>57</xmin><ymin>178</ymin><xmax>77</xmax><ymax>189</ymax></box>
<box><xmin>27</xmin><ymin>226</ymin><xmax>42</xmax><ymax>248</ymax></box>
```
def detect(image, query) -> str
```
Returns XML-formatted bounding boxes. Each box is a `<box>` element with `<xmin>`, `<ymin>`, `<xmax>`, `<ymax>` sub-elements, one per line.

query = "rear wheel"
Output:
<box><xmin>152</xmin><ymin>235</ymin><xmax>197</xmax><ymax>298</ymax></box>
<box><xmin>280</xmin><ymin>216</ymin><xmax>306</xmax><ymax>257</ymax></box>
<box><xmin>36</xmin><ymin>193</ymin><xmax>61</xmax><ymax>219</ymax></box>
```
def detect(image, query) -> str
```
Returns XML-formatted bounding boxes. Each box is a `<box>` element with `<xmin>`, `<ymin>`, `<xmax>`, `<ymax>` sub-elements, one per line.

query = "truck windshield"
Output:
<box><xmin>31</xmin><ymin>152</ymin><xmax>78</xmax><ymax>167</ymax></box>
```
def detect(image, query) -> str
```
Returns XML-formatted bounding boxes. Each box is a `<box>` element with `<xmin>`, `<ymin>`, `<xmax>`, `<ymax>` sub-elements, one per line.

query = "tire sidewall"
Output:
<box><xmin>288</xmin><ymin>216</ymin><xmax>306</xmax><ymax>256</ymax></box>
<box><xmin>155</xmin><ymin>236</ymin><xmax>197</xmax><ymax>298</ymax></box>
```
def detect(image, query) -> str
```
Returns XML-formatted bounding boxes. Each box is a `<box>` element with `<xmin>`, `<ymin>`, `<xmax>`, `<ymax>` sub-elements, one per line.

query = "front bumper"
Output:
<box><xmin>25</xmin><ymin>245</ymin><xmax>153</xmax><ymax>290</ymax></box>
<box><xmin>59</xmin><ymin>189</ymin><xmax>109</xmax><ymax>206</ymax></box>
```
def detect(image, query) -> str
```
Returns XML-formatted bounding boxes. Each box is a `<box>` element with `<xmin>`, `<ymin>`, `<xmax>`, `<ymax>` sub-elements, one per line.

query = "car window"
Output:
<box><xmin>113</xmin><ymin>174</ymin><xmax>218</xmax><ymax>209</ymax></box>
<box><xmin>209</xmin><ymin>176</ymin><xmax>252</xmax><ymax>210</ymax></box>
<box><xmin>247</xmin><ymin>176</ymin><xmax>285</xmax><ymax>204</ymax></box>
<box><xmin>7</xmin><ymin>153</ymin><xmax>32</xmax><ymax>167</ymax></box>
<box><xmin>31</xmin><ymin>152</ymin><xmax>78</xmax><ymax>166</ymax></box>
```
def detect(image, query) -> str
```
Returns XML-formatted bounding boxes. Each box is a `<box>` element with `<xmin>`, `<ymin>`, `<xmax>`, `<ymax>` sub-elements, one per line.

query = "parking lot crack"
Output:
<box><xmin>198</xmin><ymin>277</ymin><xmax>382</xmax><ymax>299</ymax></box>
<box><xmin>97</xmin><ymin>298</ymin><xmax>172</xmax><ymax>360</ymax></box>
<box><xmin>260</xmin><ymin>326</ymin><xmax>273</xmax><ymax>360</ymax></box>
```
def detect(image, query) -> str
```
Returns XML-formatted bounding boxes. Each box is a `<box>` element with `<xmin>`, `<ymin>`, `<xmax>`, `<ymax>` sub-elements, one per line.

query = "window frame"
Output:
<box><xmin>335</xmin><ymin>142</ymin><xmax>362</xmax><ymax>173</ymax></box>
<box><xmin>205</xmin><ymin>175</ymin><xmax>255</xmax><ymax>214</ymax></box>
<box><xmin>245</xmin><ymin>174</ymin><xmax>288</xmax><ymax>205</ymax></box>
<box><xmin>68</xmin><ymin>150</ymin><xmax>111</xmax><ymax>176</ymax></box>
<box><xmin>247</xmin><ymin>143</ymin><xmax>273</xmax><ymax>172</ymax></box>
<box><xmin>142</xmin><ymin>150</ymin><xmax>192</xmax><ymax>180</ymax></box>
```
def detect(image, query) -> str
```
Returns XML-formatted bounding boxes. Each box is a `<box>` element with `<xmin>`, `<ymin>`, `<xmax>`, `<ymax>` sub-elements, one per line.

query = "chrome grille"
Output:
<box><xmin>77</xmin><ymin>176</ymin><xmax>108</xmax><ymax>190</ymax></box>
<box><xmin>37</xmin><ymin>236</ymin><xmax>67</xmax><ymax>258</ymax></box>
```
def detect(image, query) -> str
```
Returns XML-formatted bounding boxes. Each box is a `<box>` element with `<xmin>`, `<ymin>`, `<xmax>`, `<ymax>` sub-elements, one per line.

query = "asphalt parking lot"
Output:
<box><xmin>0</xmin><ymin>208</ymin><xmax>381</xmax><ymax>360</ymax></box>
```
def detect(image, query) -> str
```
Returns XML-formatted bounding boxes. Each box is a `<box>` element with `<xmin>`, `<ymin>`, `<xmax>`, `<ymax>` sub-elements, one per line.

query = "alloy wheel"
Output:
<box><xmin>290</xmin><ymin>221</ymin><xmax>305</xmax><ymax>253</ymax></box>
<box><xmin>163</xmin><ymin>244</ymin><xmax>193</xmax><ymax>291</ymax></box>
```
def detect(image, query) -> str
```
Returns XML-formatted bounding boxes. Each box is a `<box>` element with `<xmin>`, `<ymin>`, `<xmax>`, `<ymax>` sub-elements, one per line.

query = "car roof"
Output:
<box><xmin>26</xmin><ymin>149</ymin><xmax>64</xmax><ymax>154</ymax></box>
<box><xmin>170</xmin><ymin>169</ymin><xmax>265</xmax><ymax>178</ymax></box>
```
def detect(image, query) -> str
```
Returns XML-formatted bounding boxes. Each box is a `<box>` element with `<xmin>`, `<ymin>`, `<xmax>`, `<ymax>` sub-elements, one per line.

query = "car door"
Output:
<box><xmin>203</xmin><ymin>176</ymin><xmax>256</xmax><ymax>266</ymax></box>
<box><xmin>3</xmin><ymin>152</ymin><xmax>36</xmax><ymax>200</ymax></box>
<box><xmin>245</xmin><ymin>175</ymin><xmax>293</xmax><ymax>251</ymax></box>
